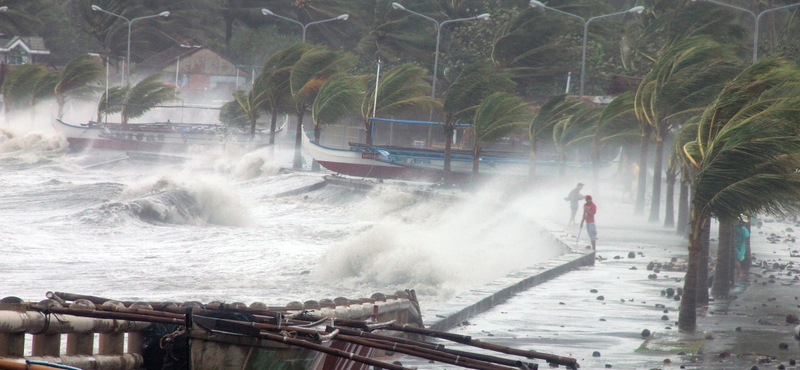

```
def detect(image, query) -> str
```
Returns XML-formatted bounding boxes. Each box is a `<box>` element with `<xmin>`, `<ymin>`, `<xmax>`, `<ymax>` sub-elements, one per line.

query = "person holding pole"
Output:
<box><xmin>583</xmin><ymin>195</ymin><xmax>597</xmax><ymax>250</ymax></box>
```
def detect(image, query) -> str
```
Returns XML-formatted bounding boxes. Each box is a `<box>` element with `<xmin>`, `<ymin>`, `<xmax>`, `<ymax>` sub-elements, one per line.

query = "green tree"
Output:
<box><xmin>55</xmin><ymin>54</ymin><xmax>106</xmax><ymax>118</ymax></box>
<box><xmin>259</xmin><ymin>42</ymin><xmax>313</xmax><ymax>145</ymax></box>
<box><xmin>97</xmin><ymin>74</ymin><xmax>177</xmax><ymax>124</ymax></box>
<box><xmin>470</xmin><ymin>91</ymin><xmax>531</xmax><ymax>178</ymax></box>
<box><xmin>527</xmin><ymin>94</ymin><xmax>583</xmax><ymax>177</ymax></box>
<box><xmin>678</xmin><ymin>57</ymin><xmax>800</xmax><ymax>332</ymax></box>
<box><xmin>359</xmin><ymin>63</ymin><xmax>439</xmax><ymax>146</ymax></box>
<box><xmin>592</xmin><ymin>92</ymin><xmax>639</xmax><ymax>185</ymax></box>
<box><xmin>634</xmin><ymin>36</ymin><xmax>743</xmax><ymax>221</ymax></box>
<box><xmin>289</xmin><ymin>45</ymin><xmax>355</xmax><ymax>169</ymax></box>
<box><xmin>310</xmin><ymin>73</ymin><xmax>362</xmax><ymax>170</ymax></box>
<box><xmin>552</xmin><ymin>105</ymin><xmax>600</xmax><ymax>176</ymax></box>
<box><xmin>442</xmin><ymin>60</ymin><xmax>514</xmax><ymax>181</ymax></box>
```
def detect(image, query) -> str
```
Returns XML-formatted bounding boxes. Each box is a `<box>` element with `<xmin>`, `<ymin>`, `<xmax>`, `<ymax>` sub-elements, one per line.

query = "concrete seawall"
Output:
<box><xmin>422</xmin><ymin>220</ymin><xmax>595</xmax><ymax>332</ymax></box>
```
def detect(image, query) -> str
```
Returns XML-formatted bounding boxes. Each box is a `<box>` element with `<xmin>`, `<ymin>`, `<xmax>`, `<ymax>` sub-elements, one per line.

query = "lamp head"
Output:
<box><xmin>529</xmin><ymin>0</ymin><xmax>545</xmax><ymax>7</ymax></box>
<box><xmin>628</xmin><ymin>6</ymin><xmax>645</xmax><ymax>13</ymax></box>
<box><xmin>392</xmin><ymin>2</ymin><xmax>406</xmax><ymax>11</ymax></box>
<box><xmin>0</xmin><ymin>6</ymin><xmax>8</xmax><ymax>12</ymax></box>
<box><xmin>159</xmin><ymin>11</ymin><xmax>170</xmax><ymax>17</ymax></box>
<box><xmin>91</xmin><ymin>5</ymin><xmax>102</xmax><ymax>11</ymax></box>
<box><xmin>476</xmin><ymin>13</ymin><xmax>490</xmax><ymax>20</ymax></box>
<box><xmin>337</xmin><ymin>14</ymin><xmax>349</xmax><ymax>20</ymax></box>
<box><xmin>262</xmin><ymin>8</ymin><xmax>274</xmax><ymax>16</ymax></box>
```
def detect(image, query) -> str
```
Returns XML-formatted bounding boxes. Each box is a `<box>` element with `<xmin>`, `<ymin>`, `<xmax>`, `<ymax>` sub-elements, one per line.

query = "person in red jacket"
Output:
<box><xmin>583</xmin><ymin>195</ymin><xmax>597</xmax><ymax>250</ymax></box>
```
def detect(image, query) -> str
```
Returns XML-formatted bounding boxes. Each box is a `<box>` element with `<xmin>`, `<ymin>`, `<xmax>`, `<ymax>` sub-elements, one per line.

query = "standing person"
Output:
<box><xmin>583</xmin><ymin>195</ymin><xmax>597</xmax><ymax>250</ymax></box>
<box><xmin>565</xmin><ymin>183</ymin><xmax>584</xmax><ymax>225</ymax></box>
<box><xmin>733</xmin><ymin>217</ymin><xmax>750</xmax><ymax>280</ymax></box>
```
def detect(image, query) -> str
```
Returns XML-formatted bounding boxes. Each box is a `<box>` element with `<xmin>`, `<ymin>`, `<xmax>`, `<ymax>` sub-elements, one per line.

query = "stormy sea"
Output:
<box><xmin>0</xmin><ymin>123</ymin><xmax>565</xmax><ymax>309</ymax></box>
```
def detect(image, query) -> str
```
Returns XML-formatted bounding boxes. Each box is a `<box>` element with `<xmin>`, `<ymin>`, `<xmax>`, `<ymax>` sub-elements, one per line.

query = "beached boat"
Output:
<box><xmin>0</xmin><ymin>291</ymin><xmax>575</xmax><ymax>370</ymax></box>
<box><xmin>303</xmin><ymin>127</ymin><xmax>599</xmax><ymax>183</ymax></box>
<box><xmin>52</xmin><ymin>118</ymin><xmax>281</xmax><ymax>152</ymax></box>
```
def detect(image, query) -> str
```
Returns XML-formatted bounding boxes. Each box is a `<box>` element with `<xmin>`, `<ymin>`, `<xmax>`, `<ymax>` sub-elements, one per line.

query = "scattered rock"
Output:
<box><xmin>647</xmin><ymin>262</ymin><xmax>656</xmax><ymax>271</ymax></box>
<box><xmin>654</xmin><ymin>268</ymin><xmax>661</xmax><ymax>273</ymax></box>
<box><xmin>719</xmin><ymin>352</ymin><xmax>731</xmax><ymax>358</ymax></box>
<box><xmin>660</xmin><ymin>290</ymin><xmax>666</xmax><ymax>296</ymax></box>
<box><xmin>648</xmin><ymin>274</ymin><xmax>658</xmax><ymax>280</ymax></box>
<box><xmin>592</xmin><ymin>351</ymin><xmax>601</xmax><ymax>357</ymax></box>
<box><xmin>628</xmin><ymin>252</ymin><xmax>635</xmax><ymax>258</ymax></box>
<box><xmin>614</xmin><ymin>255</ymin><xmax>622</xmax><ymax>260</ymax></box>
<box><xmin>778</xmin><ymin>364</ymin><xmax>786</xmax><ymax>370</ymax></box>
<box><xmin>599</xmin><ymin>318</ymin><xmax>606</xmax><ymax>321</ymax></box>
<box><xmin>629</xmin><ymin>266</ymin><xmax>638</xmax><ymax>270</ymax></box>
<box><xmin>779</xmin><ymin>343</ymin><xmax>789</xmax><ymax>349</ymax></box>
<box><xmin>663</xmin><ymin>358</ymin><xmax>671</xmax><ymax>364</ymax></box>
<box><xmin>590</xmin><ymin>289</ymin><xmax>598</xmax><ymax>293</ymax></box>
<box><xmin>559</xmin><ymin>302</ymin><xmax>565</xmax><ymax>305</ymax></box>
<box><xmin>604</xmin><ymin>365</ymin><xmax>612</xmax><ymax>369</ymax></box>
<box><xmin>655</xmin><ymin>303</ymin><xmax>665</xmax><ymax>309</ymax></box>
<box><xmin>666</xmin><ymin>288</ymin><xmax>675</xmax><ymax>297</ymax></box>
<box><xmin>674</xmin><ymin>295</ymin><xmax>681</xmax><ymax>301</ymax></box>
<box><xmin>641</xmin><ymin>329</ymin><xmax>651</xmax><ymax>338</ymax></box>
<box><xmin>661</xmin><ymin>315</ymin><xmax>669</xmax><ymax>321</ymax></box>
<box><xmin>786</xmin><ymin>314</ymin><xmax>799</xmax><ymax>324</ymax></box>
<box><xmin>705</xmin><ymin>334</ymin><xmax>714</xmax><ymax>340</ymax></box>
<box><xmin>676</xmin><ymin>288</ymin><xmax>683</xmax><ymax>295</ymax></box>
<box><xmin>790</xmin><ymin>359</ymin><xmax>796</xmax><ymax>365</ymax></box>
<box><xmin>750</xmin><ymin>366</ymin><xmax>759</xmax><ymax>370</ymax></box>
<box><xmin>736</xmin><ymin>326</ymin><xmax>742</xmax><ymax>332</ymax></box>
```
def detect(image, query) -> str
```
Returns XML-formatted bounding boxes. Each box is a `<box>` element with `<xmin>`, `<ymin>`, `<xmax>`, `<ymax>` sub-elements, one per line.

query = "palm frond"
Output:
<box><xmin>120</xmin><ymin>74</ymin><xmax>177</xmax><ymax>123</ymax></box>
<box><xmin>312</xmin><ymin>74</ymin><xmax>363</xmax><ymax>128</ymax></box>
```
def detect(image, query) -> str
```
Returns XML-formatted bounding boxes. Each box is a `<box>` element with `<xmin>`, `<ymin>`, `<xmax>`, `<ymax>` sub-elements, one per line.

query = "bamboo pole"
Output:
<box><xmin>30</xmin><ymin>305</ymin><xmax>185</xmax><ymax>326</ymax></box>
<box><xmin>386</xmin><ymin>324</ymin><xmax>578</xmax><ymax>369</ymax></box>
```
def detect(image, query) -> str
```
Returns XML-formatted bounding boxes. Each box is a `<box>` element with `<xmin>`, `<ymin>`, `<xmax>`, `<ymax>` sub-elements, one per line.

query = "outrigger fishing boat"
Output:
<box><xmin>0</xmin><ymin>291</ymin><xmax>578</xmax><ymax>370</ymax></box>
<box><xmin>302</xmin><ymin>118</ymin><xmax>602</xmax><ymax>183</ymax></box>
<box><xmin>52</xmin><ymin>118</ymin><xmax>284</xmax><ymax>153</ymax></box>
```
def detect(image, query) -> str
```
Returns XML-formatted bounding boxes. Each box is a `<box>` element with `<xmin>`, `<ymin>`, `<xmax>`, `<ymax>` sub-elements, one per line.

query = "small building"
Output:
<box><xmin>133</xmin><ymin>45</ymin><xmax>250</xmax><ymax>104</ymax></box>
<box><xmin>0</xmin><ymin>36</ymin><xmax>50</xmax><ymax>65</ymax></box>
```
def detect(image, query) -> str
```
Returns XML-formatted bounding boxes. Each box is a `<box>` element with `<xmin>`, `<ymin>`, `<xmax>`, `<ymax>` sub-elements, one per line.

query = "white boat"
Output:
<box><xmin>53</xmin><ymin>118</ymin><xmax>281</xmax><ymax>152</ymax></box>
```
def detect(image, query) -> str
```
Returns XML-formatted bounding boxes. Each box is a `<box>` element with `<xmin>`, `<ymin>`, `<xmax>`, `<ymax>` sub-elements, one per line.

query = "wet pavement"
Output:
<box><xmin>406</xmin><ymin>201</ymin><xmax>800</xmax><ymax>370</ymax></box>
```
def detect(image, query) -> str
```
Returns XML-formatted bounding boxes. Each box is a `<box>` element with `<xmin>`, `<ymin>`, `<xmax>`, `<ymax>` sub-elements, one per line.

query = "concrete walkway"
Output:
<box><xmin>406</xmin><ymin>205</ymin><xmax>800</xmax><ymax>369</ymax></box>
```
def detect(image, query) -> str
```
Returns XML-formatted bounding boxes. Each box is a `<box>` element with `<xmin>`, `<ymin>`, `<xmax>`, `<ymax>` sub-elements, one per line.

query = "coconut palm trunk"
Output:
<box><xmin>269</xmin><ymin>108</ymin><xmax>279</xmax><ymax>145</ymax></box>
<box><xmin>743</xmin><ymin>219</ymin><xmax>752</xmax><ymax>274</ymax></box>
<box><xmin>649</xmin><ymin>138</ymin><xmax>665</xmax><ymax>222</ymax></box>
<box><xmin>635</xmin><ymin>129</ymin><xmax>650</xmax><ymax>215</ymax></box>
<box><xmin>679</xmin><ymin>207</ymin><xmax>707</xmax><ymax>331</ymax></box>
<box><xmin>294</xmin><ymin>110</ymin><xmax>305</xmax><ymax>169</ymax></box>
<box><xmin>443</xmin><ymin>126</ymin><xmax>454</xmax><ymax>178</ymax></box>
<box><xmin>696</xmin><ymin>216</ymin><xmax>711</xmax><ymax>306</ymax></box>
<box><xmin>664</xmin><ymin>165</ymin><xmax>677</xmax><ymax>228</ymax></box>
<box><xmin>711</xmin><ymin>219</ymin><xmax>735</xmax><ymax>297</ymax></box>
<box><xmin>677</xmin><ymin>177</ymin><xmax>690</xmax><ymax>236</ymax></box>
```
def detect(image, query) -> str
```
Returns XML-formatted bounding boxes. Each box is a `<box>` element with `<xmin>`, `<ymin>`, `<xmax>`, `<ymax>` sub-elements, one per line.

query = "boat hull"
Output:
<box><xmin>53</xmin><ymin>119</ymin><xmax>271</xmax><ymax>152</ymax></box>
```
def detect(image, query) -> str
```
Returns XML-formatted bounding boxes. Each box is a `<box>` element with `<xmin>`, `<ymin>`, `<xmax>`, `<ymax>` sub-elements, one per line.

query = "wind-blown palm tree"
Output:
<box><xmin>310</xmin><ymin>73</ymin><xmax>362</xmax><ymax>170</ymax></box>
<box><xmin>470</xmin><ymin>91</ymin><xmax>531</xmax><ymax>178</ymax></box>
<box><xmin>359</xmin><ymin>63</ymin><xmax>439</xmax><ymax>146</ymax></box>
<box><xmin>634</xmin><ymin>36</ymin><xmax>743</xmax><ymax>222</ymax></box>
<box><xmin>55</xmin><ymin>54</ymin><xmax>106</xmax><ymax>118</ymax></box>
<box><xmin>442</xmin><ymin>60</ymin><xmax>515</xmax><ymax>181</ymax></box>
<box><xmin>592</xmin><ymin>92</ymin><xmax>639</xmax><ymax>185</ymax></box>
<box><xmin>260</xmin><ymin>43</ymin><xmax>311</xmax><ymax>145</ymax></box>
<box><xmin>2</xmin><ymin>64</ymin><xmax>49</xmax><ymax>115</ymax></box>
<box><xmin>233</xmin><ymin>87</ymin><xmax>266</xmax><ymax>137</ymax></box>
<box><xmin>289</xmin><ymin>45</ymin><xmax>355</xmax><ymax>169</ymax></box>
<box><xmin>527</xmin><ymin>94</ymin><xmax>583</xmax><ymax>177</ymax></box>
<box><xmin>678</xmin><ymin>57</ymin><xmax>800</xmax><ymax>332</ymax></box>
<box><xmin>97</xmin><ymin>74</ymin><xmax>177</xmax><ymax>124</ymax></box>
<box><xmin>552</xmin><ymin>105</ymin><xmax>600</xmax><ymax>176</ymax></box>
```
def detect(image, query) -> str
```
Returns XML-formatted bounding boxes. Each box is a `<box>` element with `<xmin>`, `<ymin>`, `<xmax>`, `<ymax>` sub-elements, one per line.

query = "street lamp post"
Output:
<box><xmin>261</xmin><ymin>9</ymin><xmax>348</xmax><ymax>42</ymax></box>
<box><xmin>391</xmin><ymin>2</ymin><xmax>489</xmax><ymax>99</ymax></box>
<box><xmin>691</xmin><ymin>0</ymin><xmax>800</xmax><ymax>63</ymax></box>
<box><xmin>529</xmin><ymin>1</ymin><xmax>643</xmax><ymax>97</ymax></box>
<box><xmin>91</xmin><ymin>5</ymin><xmax>169</xmax><ymax>85</ymax></box>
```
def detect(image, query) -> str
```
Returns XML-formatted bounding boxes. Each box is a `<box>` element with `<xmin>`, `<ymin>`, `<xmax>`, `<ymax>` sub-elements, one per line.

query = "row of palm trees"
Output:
<box><xmin>2</xmin><ymin>54</ymin><xmax>178</xmax><ymax>125</ymax></box>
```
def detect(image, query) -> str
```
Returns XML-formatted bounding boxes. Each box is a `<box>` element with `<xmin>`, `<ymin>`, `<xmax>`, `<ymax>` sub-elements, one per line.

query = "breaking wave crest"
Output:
<box><xmin>314</xmin><ymin>186</ymin><xmax>564</xmax><ymax>302</ymax></box>
<box><xmin>81</xmin><ymin>175</ymin><xmax>251</xmax><ymax>227</ymax></box>
<box><xmin>0</xmin><ymin>129</ymin><xmax>68</xmax><ymax>163</ymax></box>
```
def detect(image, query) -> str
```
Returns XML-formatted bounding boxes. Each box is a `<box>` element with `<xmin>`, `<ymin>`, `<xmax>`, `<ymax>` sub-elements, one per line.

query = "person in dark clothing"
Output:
<box><xmin>565</xmin><ymin>183</ymin><xmax>584</xmax><ymax>225</ymax></box>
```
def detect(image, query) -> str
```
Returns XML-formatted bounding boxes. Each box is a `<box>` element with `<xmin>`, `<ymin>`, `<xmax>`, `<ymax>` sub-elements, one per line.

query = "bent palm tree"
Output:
<box><xmin>634</xmin><ymin>36</ymin><xmax>742</xmax><ymax>222</ymax></box>
<box><xmin>471</xmin><ymin>92</ymin><xmax>531</xmax><ymax>178</ymax></box>
<box><xmin>528</xmin><ymin>94</ymin><xmax>583</xmax><ymax>177</ymax></box>
<box><xmin>55</xmin><ymin>54</ymin><xmax>106</xmax><ymax>118</ymax></box>
<box><xmin>260</xmin><ymin>43</ymin><xmax>312</xmax><ymax>145</ymax></box>
<box><xmin>442</xmin><ymin>60</ymin><xmax>515</xmax><ymax>181</ymax></box>
<box><xmin>289</xmin><ymin>46</ymin><xmax>355</xmax><ymax>169</ymax></box>
<box><xmin>678</xmin><ymin>57</ymin><xmax>800</xmax><ymax>332</ymax></box>
<box><xmin>98</xmin><ymin>74</ymin><xmax>177</xmax><ymax>124</ymax></box>
<box><xmin>359</xmin><ymin>63</ymin><xmax>439</xmax><ymax>146</ymax></box>
<box><xmin>311</xmin><ymin>73</ymin><xmax>362</xmax><ymax>170</ymax></box>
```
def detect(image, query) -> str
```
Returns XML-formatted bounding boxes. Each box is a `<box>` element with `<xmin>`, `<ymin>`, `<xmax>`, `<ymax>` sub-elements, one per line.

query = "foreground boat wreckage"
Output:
<box><xmin>0</xmin><ymin>292</ymin><xmax>578</xmax><ymax>370</ymax></box>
